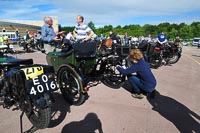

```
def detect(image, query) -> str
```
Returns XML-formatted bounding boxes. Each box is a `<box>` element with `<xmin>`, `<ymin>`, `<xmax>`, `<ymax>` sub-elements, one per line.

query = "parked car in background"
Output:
<box><xmin>192</xmin><ymin>37</ymin><xmax>200</xmax><ymax>46</ymax></box>
<box><xmin>182</xmin><ymin>41</ymin><xmax>189</xmax><ymax>46</ymax></box>
<box><xmin>0</xmin><ymin>32</ymin><xmax>18</xmax><ymax>44</ymax></box>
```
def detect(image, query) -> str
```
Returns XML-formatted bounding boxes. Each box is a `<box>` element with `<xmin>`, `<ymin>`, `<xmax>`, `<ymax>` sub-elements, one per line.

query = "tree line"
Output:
<box><xmin>61</xmin><ymin>21</ymin><xmax>200</xmax><ymax>40</ymax></box>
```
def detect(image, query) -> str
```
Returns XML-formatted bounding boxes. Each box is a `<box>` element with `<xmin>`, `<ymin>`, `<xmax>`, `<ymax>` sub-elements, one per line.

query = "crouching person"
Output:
<box><xmin>117</xmin><ymin>49</ymin><xmax>157</xmax><ymax>99</ymax></box>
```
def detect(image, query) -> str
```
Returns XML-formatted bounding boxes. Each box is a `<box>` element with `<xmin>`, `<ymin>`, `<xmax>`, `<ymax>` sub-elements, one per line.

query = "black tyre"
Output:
<box><xmin>37</xmin><ymin>42</ymin><xmax>43</xmax><ymax>51</ymax></box>
<box><xmin>26</xmin><ymin>106</ymin><xmax>51</xmax><ymax>129</ymax></box>
<box><xmin>167</xmin><ymin>53</ymin><xmax>181</xmax><ymax>64</ymax></box>
<box><xmin>102</xmin><ymin>63</ymin><xmax>125</xmax><ymax>89</ymax></box>
<box><xmin>149</xmin><ymin>55</ymin><xmax>162</xmax><ymax>69</ymax></box>
<box><xmin>57</xmin><ymin>65</ymin><xmax>87</xmax><ymax>106</ymax></box>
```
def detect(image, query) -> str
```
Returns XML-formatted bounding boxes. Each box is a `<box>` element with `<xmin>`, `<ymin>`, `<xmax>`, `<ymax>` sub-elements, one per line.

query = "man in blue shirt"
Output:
<box><xmin>156</xmin><ymin>31</ymin><xmax>167</xmax><ymax>49</ymax></box>
<box><xmin>117</xmin><ymin>49</ymin><xmax>157</xmax><ymax>99</ymax></box>
<box><xmin>156</xmin><ymin>31</ymin><xmax>168</xmax><ymax>55</ymax></box>
<box><xmin>41</xmin><ymin>16</ymin><xmax>63</xmax><ymax>53</ymax></box>
<box><xmin>157</xmin><ymin>31</ymin><xmax>167</xmax><ymax>44</ymax></box>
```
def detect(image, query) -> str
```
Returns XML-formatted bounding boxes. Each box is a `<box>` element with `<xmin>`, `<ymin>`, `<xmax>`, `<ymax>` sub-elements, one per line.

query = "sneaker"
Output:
<box><xmin>41</xmin><ymin>49</ymin><xmax>46</xmax><ymax>53</ymax></box>
<box><xmin>147</xmin><ymin>90</ymin><xmax>157</xmax><ymax>99</ymax></box>
<box><xmin>131</xmin><ymin>93</ymin><xmax>144</xmax><ymax>99</ymax></box>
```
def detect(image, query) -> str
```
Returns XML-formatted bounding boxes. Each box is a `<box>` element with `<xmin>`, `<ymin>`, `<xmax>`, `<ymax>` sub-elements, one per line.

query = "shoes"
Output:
<box><xmin>151</xmin><ymin>90</ymin><xmax>157</xmax><ymax>98</ymax></box>
<box><xmin>146</xmin><ymin>90</ymin><xmax>157</xmax><ymax>99</ymax></box>
<box><xmin>41</xmin><ymin>49</ymin><xmax>46</xmax><ymax>53</ymax></box>
<box><xmin>131</xmin><ymin>93</ymin><xmax>144</xmax><ymax>99</ymax></box>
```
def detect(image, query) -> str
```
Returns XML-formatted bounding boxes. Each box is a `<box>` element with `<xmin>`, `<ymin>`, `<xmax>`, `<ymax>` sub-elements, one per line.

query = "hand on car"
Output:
<box><xmin>52</xmin><ymin>37</ymin><xmax>60</xmax><ymax>41</ymax></box>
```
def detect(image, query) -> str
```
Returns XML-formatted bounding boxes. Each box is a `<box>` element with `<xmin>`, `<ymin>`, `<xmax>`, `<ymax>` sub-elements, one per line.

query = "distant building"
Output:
<box><xmin>0</xmin><ymin>17</ymin><xmax>59</xmax><ymax>37</ymax></box>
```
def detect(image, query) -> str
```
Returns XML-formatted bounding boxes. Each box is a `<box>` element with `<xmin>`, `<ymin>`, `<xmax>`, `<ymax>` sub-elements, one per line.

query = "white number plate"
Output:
<box><xmin>25</xmin><ymin>74</ymin><xmax>57</xmax><ymax>98</ymax></box>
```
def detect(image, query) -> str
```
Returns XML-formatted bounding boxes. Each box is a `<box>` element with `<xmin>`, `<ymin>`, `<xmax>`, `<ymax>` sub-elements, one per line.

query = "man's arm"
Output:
<box><xmin>83</xmin><ymin>26</ymin><xmax>94</xmax><ymax>41</ymax></box>
<box><xmin>84</xmin><ymin>30</ymin><xmax>94</xmax><ymax>41</ymax></box>
<box><xmin>56</xmin><ymin>31</ymin><xmax>65</xmax><ymax>36</ymax></box>
<box><xmin>41</xmin><ymin>26</ymin><xmax>60</xmax><ymax>42</ymax></box>
<box><xmin>117</xmin><ymin>65</ymin><xmax>138</xmax><ymax>75</ymax></box>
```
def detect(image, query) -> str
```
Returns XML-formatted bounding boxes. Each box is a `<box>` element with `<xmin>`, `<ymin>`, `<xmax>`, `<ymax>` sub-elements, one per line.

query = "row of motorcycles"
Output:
<box><xmin>99</xmin><ymin>38</ymin><xmax>182</xmax><ymax>69</ymax></box>
<box><xmin>0</xmin><ymin>37</ymin><xmax>44</xmax><ymax>54</ymax></box>
<box><xmin>0</xmin><ymin>39</ymin><xmax>125</xmax><ymax>132</ymax></box>
<box><xmin>135</xmin><ymin>41</ymin><xmax>182</xmax><ymax>68</ymax></box>
<box><xmin>17</xmin><ymin>37</ymin><xmax>43</xmax><ymax>53</ymax></box>
<box><xmin>110</xmin><ymin>40</ymin><xmax>182</xmax><ymax>69</ymax></box>
<box><xmin>0</xmin><ymin>37</ymin><xmax>182</xmax><ymax>132</ymax></box>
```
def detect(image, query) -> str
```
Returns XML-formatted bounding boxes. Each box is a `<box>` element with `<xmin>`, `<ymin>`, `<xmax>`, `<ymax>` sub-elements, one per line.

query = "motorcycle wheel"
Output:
<box><xmin>167</xmin><ymin>53</ymin><xmax>181</xmax><ymax>64</ymax></box>
<box><xmin>26</xmin><ymin>98</ymin><xmax>51</xmax><ymax>129</ymax></box>
<box><xmin>102</xmin><ymin>64</ymin><xmax>125</xmax><ymax>89</ymax></box>
<box><xmin>27</xmin><ymin>107</ymin><xmax>51</xmax><ymax>129</ymax></box>
<box><xmin>57</xmin><ymin>65</ymin><xmax>87</xmax><ymax>106</ymax></box>
<box><xmin>149</xmin><ymin>55</ymin><xmax>162</xmax><ymax>69</ymax></box>
<box><xmin>37</xmin><ymin>43</ymin><xmax>43</xmax><ymax>51</ymax></box>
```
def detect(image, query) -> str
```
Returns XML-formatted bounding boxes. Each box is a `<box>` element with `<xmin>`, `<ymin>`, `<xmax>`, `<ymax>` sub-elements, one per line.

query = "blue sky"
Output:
<box><xmin>0</xmin><ymin>0</ymin><xmax>200</xmax><ymax>27</ymax></box>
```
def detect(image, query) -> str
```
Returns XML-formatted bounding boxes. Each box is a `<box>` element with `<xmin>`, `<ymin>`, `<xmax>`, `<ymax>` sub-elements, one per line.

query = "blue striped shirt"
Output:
<box><xmin>41</xmin><ymin>24</ymin><xmax>56</xmax><ymax>43</ymax></box>
<box><xmin>74</xmin><ymin>24</ymin><xmax>92</xmax><ymax>40</ymax></box>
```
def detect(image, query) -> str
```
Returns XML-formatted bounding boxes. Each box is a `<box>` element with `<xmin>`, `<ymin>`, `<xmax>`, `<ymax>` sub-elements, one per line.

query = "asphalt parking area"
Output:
<box><xmin>0</xmin><ymin>46</ymin><xmax>199</xmax><ymax>133</ymax></box>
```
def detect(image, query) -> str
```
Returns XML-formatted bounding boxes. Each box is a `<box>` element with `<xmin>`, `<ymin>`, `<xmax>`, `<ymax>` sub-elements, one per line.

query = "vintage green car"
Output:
<box><xmin>46</xmin><ymin>41</ymin><xmax>125</xmax><ymax>105</ymax></box>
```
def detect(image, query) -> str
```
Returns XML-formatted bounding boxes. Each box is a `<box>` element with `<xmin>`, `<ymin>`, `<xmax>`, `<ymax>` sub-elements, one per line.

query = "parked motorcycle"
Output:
<box><xmin>0</xmin><ymin>53</ymin><xmax>57</xmax><ymax>132</ymax></box>
<box><xmin>18</xmin><ymin>38</ymin><xmax>43</xmax><ymax>53</ymax></box>
<box><xmin>137</xmin><ymin>41</ymin><xmax>182</xmax><ymax>68</ymax></box>
<box><xmin>100</xmin><ymin>38</ymin><xmax>181</xmax><ymax>69</ymax></box>
<box><xmin>0</xmin><ymin>39</ymin><xmax>15</xmax><ymax>54</ymax></box>
<box><xmin>162</xmin><ymin>42</ymin><xmax>182</xmax><ymax>64</ymax></box>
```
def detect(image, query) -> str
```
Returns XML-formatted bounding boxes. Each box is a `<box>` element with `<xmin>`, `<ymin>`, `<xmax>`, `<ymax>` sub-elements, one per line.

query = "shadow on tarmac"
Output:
<box><xmin>123</xmin><ymin>81</ymin><xmax>200</xmax><ymax>132</ymax></box>
<box><xmin>61</xmin><ymin>113</ymin><xmax>103</xmax><ymax>133</ymax></box>
<box><xmin>147</xmin><ymin>91</ymin><xmax>200</xmax><ymax>133</ymax></box>
<box><xmin>23</xmin><ymin>92</ymin><xmax>70</xmax><ymax>133</ymax></box>
<box><xmin>192</xmin><ymin>54</ymin><xmax>200</xmax><ymax>58</ymax></box>
<box><xmin>48</xmin><ymin>92</ymin><xmax>71</xmax><ymax>128</ymax></box>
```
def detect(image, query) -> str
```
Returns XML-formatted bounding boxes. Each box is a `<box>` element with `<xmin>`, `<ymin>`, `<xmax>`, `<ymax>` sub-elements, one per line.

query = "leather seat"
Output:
<box><xmin>0</xmin><ymin>56</ymin><xmax>33</xmax><ymax>66</ymax></box>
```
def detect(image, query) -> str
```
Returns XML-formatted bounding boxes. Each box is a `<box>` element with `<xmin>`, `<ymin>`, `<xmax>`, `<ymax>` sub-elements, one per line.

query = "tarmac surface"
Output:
<box><xmin>0</xmin><ymin>46</ymin><xmax>199</xmax><ymax>133</ymax></box>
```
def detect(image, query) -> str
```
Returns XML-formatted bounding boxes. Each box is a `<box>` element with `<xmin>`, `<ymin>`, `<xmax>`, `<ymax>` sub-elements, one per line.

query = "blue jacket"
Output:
<box><xmin>157</xmin><ymin>33</ymin><xmax>167</xmax><ymax>43</ymax></box>
<box><xmin>41</xmin><ymin>24</ymin><xmax>56</xmax><ymax>43</ymax></box>
<box><xmin>117</xmin><ymin>59</ymin><xmax>157</xmax><ymax>90</ymax></box>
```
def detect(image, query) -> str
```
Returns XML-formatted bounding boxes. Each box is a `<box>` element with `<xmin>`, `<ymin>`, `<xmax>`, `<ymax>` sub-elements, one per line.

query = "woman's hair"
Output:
<box><xmin>129</xmin><ymin>49</ymin><xmax>143</xmax><ymax>60</ymax></box>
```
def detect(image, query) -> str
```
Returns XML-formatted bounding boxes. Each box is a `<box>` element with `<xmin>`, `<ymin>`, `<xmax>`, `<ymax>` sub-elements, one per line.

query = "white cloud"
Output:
<box><xmin>0</xmin><ymin>0</ymin><xmax>200</xmax><ymax>26</ymax></box>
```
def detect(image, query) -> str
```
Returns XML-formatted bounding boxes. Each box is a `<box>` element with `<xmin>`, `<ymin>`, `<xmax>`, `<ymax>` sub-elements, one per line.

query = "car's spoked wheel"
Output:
<box><xmin>58</xmin><ymin>65</ymin><xmax>87</xmax><ymax>106</ymax></box>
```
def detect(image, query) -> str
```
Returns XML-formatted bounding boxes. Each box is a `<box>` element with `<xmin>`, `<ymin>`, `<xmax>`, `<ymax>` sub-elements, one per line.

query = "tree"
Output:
<box><xmin>143</xmin><ymin>24</ymin><xmax>158</xmax><ymax>37</ymax></box>
<box><xmin>157</xmin><ymin>22</ymin><xmax>170</xmax><ymax>34</ymax></box>
<box><xmin>179</xmin><ymin>25</ymin><xmax>193</xmax><ymax>39</ymax></box>
<box><xmin>104</xmin><ymin>25</ymin><xmax>113</xmax><ymax>32</ymax></box>
<box><xmin>61</xmin><ymin>26</ymin><xmax>75</xmax><ymax>33</ymax></box>
<box><xmin>191</xmin><ymin>22</ymin><xmax>200</xmax><ymax>37</ymax></box>
<box><xmin>61</xmin><ymin>21</ymin><xmax>200</xmax><ymax>40</ymax></box>
<box><xmin>169</xmin><ymin>28</ymin><xmax>178</xmax><ymax>40</ymax></box>
<box><xmin>88</xmin><ymin>21</ymin><xmax>96</xmax><ymax>32</ymax></box>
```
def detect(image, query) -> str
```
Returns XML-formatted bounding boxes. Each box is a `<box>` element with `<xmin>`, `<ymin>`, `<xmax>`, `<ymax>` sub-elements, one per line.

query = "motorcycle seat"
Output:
<box><xmin>0</xmin><ymin>56</ymin><xmax>33</xmax><ymax>66</ymax></box>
